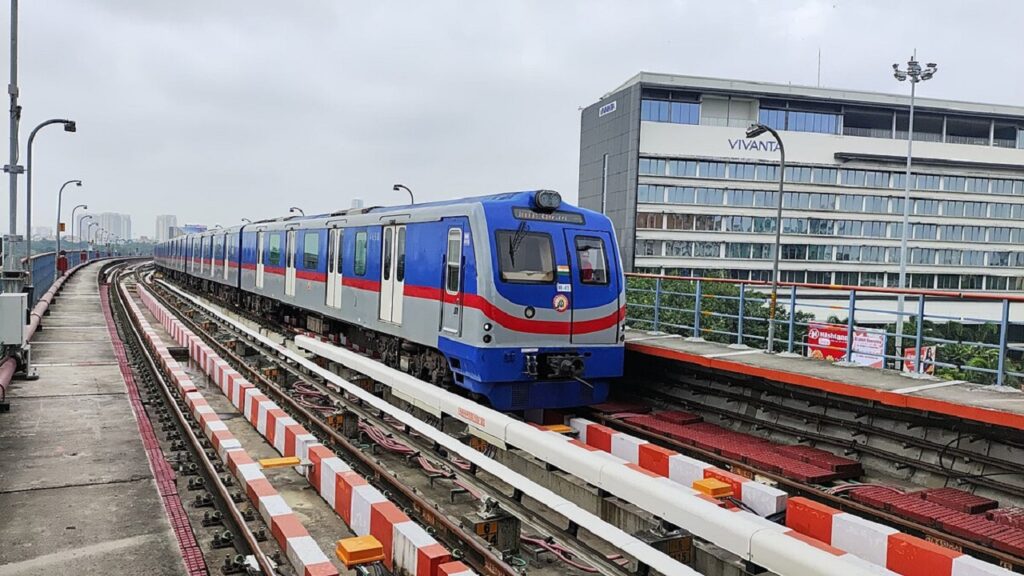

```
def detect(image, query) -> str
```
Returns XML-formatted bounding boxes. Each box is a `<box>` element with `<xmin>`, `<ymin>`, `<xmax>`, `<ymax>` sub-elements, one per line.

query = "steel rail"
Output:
<box><xmin>141</xmin><ymin>275</ymin><xmax>526</xmax><ymax>576</ymax></box>
<box><xmin>112</xmin><ymin>265</ymin><xmax>276</xmax><ymax>575</ymax></box>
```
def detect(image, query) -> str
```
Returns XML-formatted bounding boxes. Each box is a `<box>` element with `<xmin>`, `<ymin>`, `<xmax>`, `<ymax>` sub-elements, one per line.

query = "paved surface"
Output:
<box><xmin>0</xmin><ymin>263</ymin><xmax>184</xmax><ymax>576</ymax></box>
<box><xmin>626</xmin><ymin>329</ymin><xmax>1024</xmax><ymax>431</ymax></box>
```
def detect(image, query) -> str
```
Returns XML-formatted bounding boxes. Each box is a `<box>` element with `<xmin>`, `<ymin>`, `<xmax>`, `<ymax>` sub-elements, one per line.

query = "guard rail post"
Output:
<box><xmin>736</xmin><ymin>283</ymin><xmax>746</xmax><ymax>345</ymax></box>
<box><xmin>786</xmin><ymin>285</ymin><xmax>797</xmax><ymax>354</ymax></box>
<box><xmin>844</xmin><ymin>291</ymin><xmax>856</xmax><ymax>362</ymax></box>
<box><xmin>997</xmin><ymin>299</ymin><xmax>1010</xmax><ymax>386</ymax></box>
<box><xmin>652</xmin><ymin>277</ymin><xmax>662</xmax><ymax>332</ymax></box>
<box><xmin>693</xmin><ymin>279</ymin><xmax>703</xmax><ymax>339</ymax></box>
<box><xmin>914</xmin><ymin>295</ymin><xmax>926</xmax><ymax>374</ymax></box>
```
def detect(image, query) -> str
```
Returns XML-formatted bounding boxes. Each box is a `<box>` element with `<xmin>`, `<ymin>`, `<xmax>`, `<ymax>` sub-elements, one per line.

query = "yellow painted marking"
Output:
<box><xmin>259</xmin><ymin>456</ymin><xmax>301</xmax><ymax>469</ymax></box>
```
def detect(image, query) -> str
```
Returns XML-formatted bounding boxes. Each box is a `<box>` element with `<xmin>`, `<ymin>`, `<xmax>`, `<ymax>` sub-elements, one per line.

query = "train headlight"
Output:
<box><xmin>533</xmin><ymin>190</ymin><xmax>561</xmax><ymax>212</ymax></box>
<box><xmin>483</xmin><ymin>322</ymin><xmax>492</xmax><ymax>332</ymax></box>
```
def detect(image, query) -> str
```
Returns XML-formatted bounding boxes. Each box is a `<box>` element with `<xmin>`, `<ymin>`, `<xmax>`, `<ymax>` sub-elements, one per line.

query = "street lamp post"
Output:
<box><xmin>241</xmin><ymin>218</ymin><xmax>252</xmax><ymax>224</ymax></box>
<box><xmin>24</xmin><ymin>119</ymin><xmax>76</xmax><ymax>270</ymax></box>
<box><xmin>393</xmin><ymin>184</ymin><xmax>414</xmax><ymax>204</ymax></box>
<box><xmin>289</xmin><ymin>206</ymin><xmax>304</xmax><ymax>217</ymax></box>
<box><xmin>745</xmin><ymin>123</ymin><xmax>786</xmax><ymax>353</ymax></box>
<box><xmin>87</xmin><ymin>222</ymin><xmax>98</xmax><ymax>246</ymax></box>
<box><xmin>70</xmin><ymin>204</ymin><xmax>87</xmax><ymax>245</ymax></box>
<box><xmin>893</xmin><ymin>54</ymin><xmax>937</xmax><ymax>367</ymax></box>
<box><xmin>55</xmin><ymin>179</ymin><xmax>81</xmax><ymax>274</ymax></box>
<box><xmin>2</xmin><ymin>0</ymin><xmax>22</xmax><ymax>295</ymax></box>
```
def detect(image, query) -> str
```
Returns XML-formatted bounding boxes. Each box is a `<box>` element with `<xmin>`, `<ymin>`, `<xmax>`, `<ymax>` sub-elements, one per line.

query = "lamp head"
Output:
<box><xmin>63</xmin><ymin>120</ymin><xmax>77</xmax><ymax>133</ymax></box>
<box><xmin>393</xmin><ymin>185</ymin><xmax>400</xmax><ymax>191</ymax></box>
<box><xmin>746</xmin><ymin>123</ymin><xmax>768</xmax><ymax>138</ymax></box>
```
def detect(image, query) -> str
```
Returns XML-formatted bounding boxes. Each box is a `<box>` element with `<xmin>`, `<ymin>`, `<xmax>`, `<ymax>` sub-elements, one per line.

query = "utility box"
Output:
<box><xmin>0</xmin><ymin>293</ymin><xmax>26</xmax><ymax>347</ymax></box>
<box><xmin>635</xmin><ymin>526</ymin><xmax>694</xmax><ymax>565</ymax></box>
<box><xmin>463</xmin><ymin>500</ymin><xmax>520</xmax><ymax>556</ymax></box>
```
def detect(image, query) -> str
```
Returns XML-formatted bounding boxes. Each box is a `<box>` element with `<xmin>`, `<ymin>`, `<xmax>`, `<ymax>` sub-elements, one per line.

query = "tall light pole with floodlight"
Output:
<box><xmin>70</xmin><ymin>204</ymin><xmax>87</xmax><ymax>245</ymax></box>
<box><xmin>892</xmin><ymin>54</ymin><xmax>937</xmax><ymax>363</ymax></box>
<box><xmin>393</xmin><ymin>184</ymin><xmax>414</xmax><ymax>204</ymax></box>
<box><xmin>25</xmin><ymin>119</ymin><xmax>76</xmax><ymax>268</ymax></box>
<box><xmin>745</xmin><ymin>123</ymin><xmax>786</xmax><ymax>353</ymax></box>
<box><xmin>87</xmin><ymin>222</ymin><xmax>98</xmax><ymax>247</ymax></box>
<box><xmin>2</xmin><ymin>0</ymin><xmax>22</xmax><ymax>294</ymax></box>
<box><xmin>55</xmin><ymin>179</ymin><xmax>81</xmax><ymax>273</ymax></box>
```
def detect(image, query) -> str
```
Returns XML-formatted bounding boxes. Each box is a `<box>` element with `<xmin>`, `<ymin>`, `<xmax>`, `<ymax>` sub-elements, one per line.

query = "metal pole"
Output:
<box><xmin>914</xmin><ymin>295</ymin><xmax>925</xmax><ymax>374</ymax></box>
<box><xmin>2</xmin><ymin>0</ymin><xmax>20</xmax><ymax>293</ymax></box>
<box><xmin>736</xmin><ymin>283</ymin><xmax>746</xmax><ymax>345</ymax></box>
<box><xmin>693</xmin><ymin>279</ymin><xmax>703</xmax><ymax>339</ymax></box>
<box><xmin>25</xmin><ymin>119</ymin><xmax>72</xmax><ymax>272</ymax></box>
<box><xmin>845</xmin><ymin>291</ymin><xmax>856</xmax><ymax>362</ymax></box>
<box><xmin>766</xmin><ymin>127</ymin><xmax>786</xmax><ymax>353</ymax></box>
<box><xmin>896</xmin><ymin>79</ymin><xmax>916</xmax><ymax>361</ymax></box>
<box><xmin>55</xmin><ymin>180</ymin><xmax>79</xmax><ymax>276</ymax></box>
<box><xmin>787</xmin><ymin>285</ymin><xmax>797</xmax><ymax>354</ymax></box>
<box><xmin>70</xmin><ymin>204</ymin><xmax>86</xmax><ymax>244</ymax></box>
<box><xmin>997</xmin><ymin>299</ymin><xmax>1009</xmax><ymax>386</ymax></box>
<box><xmin>652</xmin><ymin>277</ymin><xmax>662</xmax><ymax>332</ymax></box>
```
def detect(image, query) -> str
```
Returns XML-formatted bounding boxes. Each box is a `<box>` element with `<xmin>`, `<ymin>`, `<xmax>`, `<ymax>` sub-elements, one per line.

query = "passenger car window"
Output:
<box><xmin>396</xmin><ymin>227</ymin><xmax>406</xmax><ymax>282</ymax></box>
<box><xmin>268</xmin><ymin>233</ymin><xmax>281</xmax><ymax>265</ymax></box>
<box><xmin>575</xmin><ymin>236</ymin><xmax>609</xmax><ymax>285</ymax></box>
<box><xmin>354</xmin><ymin>231</ymin><xmax>367</xmax><ymax>275</ymax></box>
<box><xmin>303</xmin><ymin>231</ymin><xmax>319</xmax><ymax>269</ymax></box>
<box><xmin>445</xmin><ymin>228</ymin><xmax>461</xmax><ymax>293</ymax></box>
<box><xmin>496</xmin><ymin>229</ymin><xmax>554</xmax><ymax>283</ymax></box>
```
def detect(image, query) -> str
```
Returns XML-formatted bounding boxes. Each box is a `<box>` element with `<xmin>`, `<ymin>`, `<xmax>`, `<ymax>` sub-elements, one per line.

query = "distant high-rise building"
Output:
<box><xmin>180</xmin><ymin>224</ymin><xmax>208</xmax><ymax>235</ymax></box>
<box><xmin>155</xmin><ymin>215</ymin><xmax>178</xmax><ymax>242</ymax></box>
<box><xmin>31</xmin><ymin>226</ymin><xmax>53</xmax><ymax>240</ymax></box>
<box><xmin>91</xmin><ymin>212</ymin><xmax>133</xmax><ymax>241</ymax></box>
<box><xmin>351</xmin><ymin>198</ymin><xmax>364</xmax><ymax>209</ymax></box>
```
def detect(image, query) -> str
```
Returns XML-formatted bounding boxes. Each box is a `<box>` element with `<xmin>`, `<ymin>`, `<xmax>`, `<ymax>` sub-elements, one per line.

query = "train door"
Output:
<box><xmin>255</xmin><ymin>231</ymin><xmax>265</xmax><ymax>289</ymax></box>
<box><xmin>441</xmin><ymin>227</ymin><xmax>463</xmax><ymax>335</ymax></box>
<box><xmin>285</xmin><ymin>229</ymin><xmax>297</xmax><ymax>297</ymax></box>
<box><xmin>199</xmin><ymin>237</ymin><xmax>206</xmax><ymax>274</ymax></box>
<box><xmin>210</xmin><ymin>236</ymin><xmax>219</xmax><ymax>278</ymax></box>
<box><xmin>562</xmin><ymin>229</ymin><xmax>620</xmax><ymax>344</ymax></box>
<box><xmin>326</xmin><ymin>228</ymin><xmax>343</xmax><ymax>308</ymax></box>
<box><xmin>222</xmin><ymin>233</ymin><xmax>230</xmax><ymax>280</ymax></box>
<box><xmin>378</xmin><ymin>224</ymin><xmax>406</xmax><ymax>324</ymax></box>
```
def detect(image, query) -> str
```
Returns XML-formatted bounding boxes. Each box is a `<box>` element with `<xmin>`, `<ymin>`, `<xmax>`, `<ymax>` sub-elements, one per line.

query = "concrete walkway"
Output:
<box><xmin>0</xmin><ymin>262</ymin><xmax>184</xmax><ymax>575</ymax></box>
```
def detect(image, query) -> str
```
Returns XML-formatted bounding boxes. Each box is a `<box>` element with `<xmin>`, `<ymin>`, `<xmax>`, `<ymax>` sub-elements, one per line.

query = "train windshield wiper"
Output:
<box><xmin>509</xmin><ymin>221</ymin><xmax>529</xmax><ymax>266</ymax></box>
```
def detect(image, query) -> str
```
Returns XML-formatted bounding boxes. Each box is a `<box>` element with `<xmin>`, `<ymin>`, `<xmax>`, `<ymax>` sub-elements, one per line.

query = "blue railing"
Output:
<box><xmin>23</xmin><ymin>250</ymin><xmax>99</xmax><ymax>305</ymax></box>
<box><xmin>625</xmin><ymin>273</ymin><xmax>1023</xmax><ymax>387</ymax></box>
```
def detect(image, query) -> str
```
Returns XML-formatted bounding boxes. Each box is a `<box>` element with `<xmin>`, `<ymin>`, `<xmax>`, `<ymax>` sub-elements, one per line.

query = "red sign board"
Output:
<box><xmin>806</xmin><ymin>322</ymin><xmax>886</xmax><ymax>369</ymax></box>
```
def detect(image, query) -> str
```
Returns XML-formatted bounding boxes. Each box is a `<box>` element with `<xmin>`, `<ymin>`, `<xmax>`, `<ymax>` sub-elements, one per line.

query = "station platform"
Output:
<box><xmin>626</xmin><ymin>329</ymin><xmax>1024</xmax><ymax>433</ymax></box>
<box><xmin>0</xmin><ymin>262</ymin><xmax>185</xmax><ymax>575</ymax></box>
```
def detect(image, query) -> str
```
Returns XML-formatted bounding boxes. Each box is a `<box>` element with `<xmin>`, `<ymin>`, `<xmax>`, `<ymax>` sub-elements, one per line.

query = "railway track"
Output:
<box><xmin>107</xmin><ymin>261</ymin><xmax>278</xmax><ymax>575</ymax></box>
<box><xmin>592</xmin><ymin>375</ymin><xmax>1024</xmax><ymax>572</ymax></box>
<box><xmin>140</xmin><ymin>267</ymin><xmax>643</xmax><ymax>576</ymax></box>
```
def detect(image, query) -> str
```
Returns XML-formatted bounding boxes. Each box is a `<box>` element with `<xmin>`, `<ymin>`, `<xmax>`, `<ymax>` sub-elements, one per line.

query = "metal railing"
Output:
<box><xmin>625</xmin><ymin>273</ymin><xmax>1024</xmax><ymax>387</ymax></box>
<box><xmin>21</xmin><ymin>250</ymin><xmax>99</xmax><ymax>305</ymax></box>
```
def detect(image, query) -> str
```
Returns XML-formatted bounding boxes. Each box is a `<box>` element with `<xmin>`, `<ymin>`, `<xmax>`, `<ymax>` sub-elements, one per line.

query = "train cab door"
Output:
<box><xmin>255</xmin><ymin>231</ymin><xmax>265</xmax><ymax>289</ymax></box>
<box><xmin>441</xmin><ymin>227</ymin><xmax>463</xmax><ymax>336</ymax></box>
<box><xmin>378</xmin><ymin>224</ymin><xmax>406</xmax><ymax>324</ymax></box>
<box><xmin>326</xmin><ymin>228</ymin><xmax>343</xmax><ymax>309</ymax></box>
<box><xmin>285</xmin><ymin>229</ymin><xmax>297</xmax><ymax>297</ymax></box>
<box><xmin>210</xmin><ymin>236</ymin><xmax>219</xmax><ymax>278</ymax></box>
<box><xmin>562</xmin><ymin>229</ymin><xmax>620</xmax><ymax>344</ymax></box>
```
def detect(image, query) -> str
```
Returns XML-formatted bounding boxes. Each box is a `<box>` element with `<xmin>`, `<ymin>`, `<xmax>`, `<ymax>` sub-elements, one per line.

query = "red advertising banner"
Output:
<box><xmin>902</xmin><ymin>346</ymin><xmax>936</xmax><ymax>374</ymax></box>
<box><xmin>806</xmin><ymin>322</ymin><xmax>887</xmax><ymax>369</ymax></box>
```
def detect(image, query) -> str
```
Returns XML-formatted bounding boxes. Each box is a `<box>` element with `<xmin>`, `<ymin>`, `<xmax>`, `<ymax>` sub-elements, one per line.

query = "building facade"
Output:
<box><xmin>579</xmin><ymin>73</ymin><xmax>1024</xmax><ymax>291</ymax></box>
<box><xmin>155</xmin><ymin>214</ymin><xmax>178</xmax><ymax>242</ymax></box>
<box><xmin>88</xmin><ymin>212</ymin><xmax>133</xmax><ymax>241</ymax></box>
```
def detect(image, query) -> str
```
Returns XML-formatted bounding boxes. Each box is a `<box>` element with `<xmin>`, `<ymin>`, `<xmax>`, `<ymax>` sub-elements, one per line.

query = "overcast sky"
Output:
<box><xmin>4</xmin><ymin>1</ymin><xmax>1023</xmax><ymax>237</ymax></box>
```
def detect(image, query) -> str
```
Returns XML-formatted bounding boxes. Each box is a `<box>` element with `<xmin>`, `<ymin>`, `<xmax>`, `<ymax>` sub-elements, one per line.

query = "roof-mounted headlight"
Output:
<box><xmin>533</xmin><ymin>190</ymin><xmax>561</xmax><ymax>212</ymax></box>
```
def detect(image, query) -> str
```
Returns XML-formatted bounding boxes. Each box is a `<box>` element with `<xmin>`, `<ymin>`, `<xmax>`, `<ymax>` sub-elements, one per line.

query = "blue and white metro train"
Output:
<box><xmin>154</xmin><ymin>191</ymin><xmax>625</xmax><ymax>410</ymax></box>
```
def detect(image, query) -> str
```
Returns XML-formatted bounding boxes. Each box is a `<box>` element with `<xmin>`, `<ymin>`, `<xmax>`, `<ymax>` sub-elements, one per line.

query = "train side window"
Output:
<box><xmin>575</xmin><ymin>236</ymin><xmax>609</xmax><ymax>285</ymax></box>
<box><xmin>336</xmin><ymin>231</ymin><xmax>343</xmax><ymax>274</ymax></box>
<box><xmin>303</xmin><ymin>231</ymin><xmax>319</xmax><ymax>269</ymax></box>
<box><xmin>354</xmin><ymin>231</ymin><xmax>367</xmax><ymax>276</ymax></box>
<box><xmin>396</xmin><ymin>227</ymin><xmax>406</xmax><ymax>282</ymax></box>
<box><xmin>382</xmin><ymin>228</ymin><xmax>392</xmax><ymax>280</ymax></box>
<box><xmin>268</xmin><ymin>233</ymin><xmax>281</xmax><ymax>265</ymax></box>
<box><xmin>445</xmin><ymin>228</ymin><xmax>461</xmax><ymax>294</ymax></box>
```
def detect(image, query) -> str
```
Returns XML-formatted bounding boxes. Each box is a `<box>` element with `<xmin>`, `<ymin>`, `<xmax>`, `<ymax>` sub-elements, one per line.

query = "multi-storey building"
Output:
<box><xmin>579</xmin><ymin>73</ymin><xmax>1024</xmax><ymax>291</ymax></box>
<box><xmin>91</xmin><ymin>212</ymin><xmax>133</xmax><ymax>241</ymax></box>
<box><xmin>155</xmin><ymin>214</ymin><xmax>178</xmax><ymax>242</ymax></box>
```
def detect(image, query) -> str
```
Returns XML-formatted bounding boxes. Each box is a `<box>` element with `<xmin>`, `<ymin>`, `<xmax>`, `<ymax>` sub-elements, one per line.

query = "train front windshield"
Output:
<box><xmin>496</xmin><ymin>229</ymin><xmax>554</xmax><ymax>283</ymax></box>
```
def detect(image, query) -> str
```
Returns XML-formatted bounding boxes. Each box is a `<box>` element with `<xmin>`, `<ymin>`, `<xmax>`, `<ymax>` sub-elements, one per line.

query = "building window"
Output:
<box><xmin>635</xmin><ymin>212</ymin><xmax>662</xmax><ymax>229</ymax></box>
<box><xmin>839</xmin><ymin>195</ymin><xmax>863</xmax><ymax>212</ymax></box>
<box><xmin>840</xmin><ymin>169</ymin><xmax>866</xmax><ymax>187</ymax></box>
<box><xmin>937</xmin><ymin>249</ymin><xmax>962</xmax><ymax>266</ymax></box>
<box><xmin>989</xmin><ymin>228</ymin><xmax>1011</xmax><ymax>243</ymax></box>
<box><xmin>808</xmin><ymin>218</ymin><xmax>834</xmax><ymax>235</ymax></box>
<box><xmin>963</xmin><ymin>226</ymin><xmax>986</xmax><ymax>242</ymax></box>
<box><xmin>864</xmin><ymin>196</ymin><xmax>889</xmax><ymax>213</ymax></box>
<box><xmin>781</xmin><ymin>270</ymin><xmax>806</xmax><ymax>283</ymax></box>
<box><xmin>667</xmin><ymin>186</ymin><xmax>695</xmax><ymax>204</ymax></box>
<box><xmin>835</xmin><ymin>245</ymin><xmax>860</xmax><ymax>262</ymax></box>
<box><xmin>639</xmin><ymin>158</ymin><xmax>668</xmax><ymax>176</ymax></box>
<box><xmin>940</xmin><ymin>225</ymin><xmax>962</xmax><ymax>241</ymax></box>
<box><xmin>943</xmin><ymin>201</ymin><xmax>965</xmax><ymax>217</ymax></box>
<box><xmin>965</xmin><ymin>177</ymin><xmax>990</xmax><ymax>194</ymax></box>
<box><xmin>754</xmin><ymin>191</ymin><xmax>777</xmax><ymax>207</ymax></box>
<box><xmin>910</xmin><ymin>274</ymin><xmax>935</xmax><ymax>289</ymax></box>
<box><xmin>753</xmin><ymin>217</ymin><xmax>776</xmax><ymax>233</ymax></box>
<box><xmin>985</xmin><ymin>276</ymin><xmax>1008</xmax><ymax>290</ymax></box>
<box><xmin>988</xmin><ymin>251</ymin><xmax>1010</xmax><ymax>267</ymax></box>
<box><xmin>668</xmin><ymin>160</ymin><xmax>698</xmax><ymax>177</ymax></box>
<box><xmin>695</xmin><ymin>188</ymin><xmax>724</xmax><ymax>205</ymax></box>
<box><xmin>693</xmin><ymin>242</ymin><xmax>720</xmax><ymax>258</ymax></box>
<box><xmin>914</xmin><ymin>199</ymin><xmax>940</xmax><ymax>215</ymax></box>
<box><xmin>698</xmin><ymin>161</ymin><xmax>727</xmax><ymax>178</ymax></box>
<box><xmin>807</xmin><ymin>271</ymin><xmax>832</xmax><ymax>284</ymax></box>
<box><xmin>666</xmin><ymin>241</ymin><xmax>690</xmax><ymax>257</ymax></box>
<box><xmin>780</xmin><ymin>245</ymin><xmax>807</xmax><ymax>260</ymax></box>
<box><xmin>637</xmin><ymin>185</ymin><xmax>663</xmax><ymax>203</ymax></box>
<box><xmin>784</xmin><ymin>166</ymin><xmax>813</xmax><ymax>183</ymax></box>
<box><xmin>863</xmin><ymin>222</ymin><xmax>887</xmax><ymax>238</ymax></box>
<box><xmin>936</xmin><ymin>275</ymin><xmax>960</xmax><ymax>290</ymax></box>
<box><xmin>963</xmin><ymin>251</ymin><xmax>985</xmax><ymax>266</ymax></box>
<box><xmin>762</xmin><ymin>109</ymin><xmax>840</xmax><ymax>134</ymax></box>
<box><xmin>912</xmin><ymin>223</ymin><xmax>937</xmax><ymax>240</ymax></box>
<box><xmin>807</xmin><ymin>245</ymin><xmax>833</xmax><ymax>261</ymax></box>
<box><xmin>783</xmin><ymin>218</ymin><xmax>807</xmax><ymax>234</ymax></box>
<box><xmin>910</xmin><ymin>248</ymin><xmax>934</xmax><ymax>265</ymax></box>
<box><xmin>755</xmin><ymin>164</ymin><xmax>779</xmax><ymax>182</ymax></box>
<box><xmin>991</xmin><ymin>179</ymin><xmax>1016</xmax><ymax>195</ymax></box>
<box><xmin>725</xmin><ymin>216</ymin><xmax>753</xmax><ymax>233</ymax></box>
<box><xmin>694</xmin><ymin>215</ymin><xmax>722</xmax><ymax>231</ymax></box>
<box><xmin>835</xmin><ymin>272</ymin><xmax>858</xmax><ymax>285</ymax></box>
<box><xmin>913</xmin><ymin>173</ymin><xmax>941</xmax><ymax>190</ymax></box>
<box><xmin>726</xmin><ymin>189</ymin><xmax>755</xmax><ymax>206</ymax></box>
<box><xmin>861</xmin><ymin>246</ymin><xmax>885</xmax><ymax>263</ymax></box>
<box><xmin>759</xmin><ymin>108</ymin><xmax>786</xmax><ymax>130</ymax></box>
<box><xmin>730</xmin><ymin>163</ymin><xmax>756</xmax><ymax>180</ymax></box>
<box><xmin>635</xmin><ymin>239</ymin><xmax>661</xmax><ymax>257</ymax></box>
<box><xmin>812</xmin><ymin>167</ymin><xmax>838</xmax><ymax>185</ymax></box>
<box><xmin>835</xmin><ymin>220</ymin><xmax>862</xmax><ymax>237</ymax></box>
<box><xmin>666</xmin><ymin>213</ymin><xmax>693</xmax><ymax>230</ymax></box>
<box><xmin>944</xmin><ymin>176</ymin><xmax>966</xmax><ymax>192</ymax></box>
<box><xmin>990</xmin><ymin>203</ymin><xmax>1012</xmax><ymax>218</ymax></box>
<box><xmin>861</xmin><ymin>272</ymin><xmax>885</xmax><ymax>287</ymax></box>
